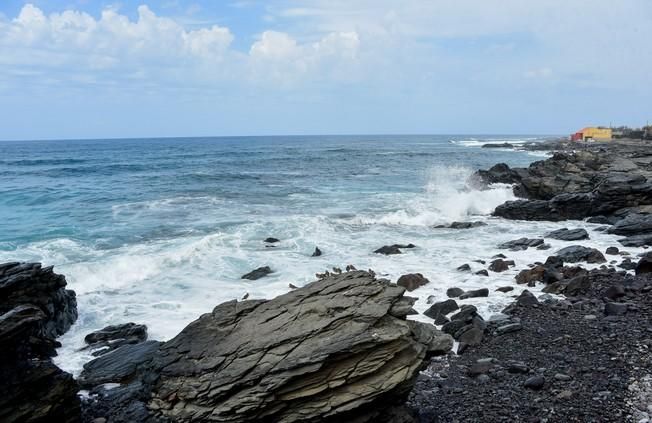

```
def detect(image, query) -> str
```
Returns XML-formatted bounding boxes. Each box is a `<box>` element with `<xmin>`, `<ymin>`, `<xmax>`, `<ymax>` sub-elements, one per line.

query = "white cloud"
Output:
<box><xmin>250</xmin><ymin>31</ymin><xmax>300</xmax><ymax>60</ymax></box>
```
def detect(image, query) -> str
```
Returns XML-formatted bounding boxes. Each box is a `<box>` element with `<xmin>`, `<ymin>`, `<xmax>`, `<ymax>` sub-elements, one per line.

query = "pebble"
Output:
<box><xmin>524</xmin><ymin>376</ymin><xmax>545</xmax><ymax>390</ymax></box>
<box><xmin>554</xmin><ymin>373</ymin><xmax>572</xmax><ymax>381</ymax></box>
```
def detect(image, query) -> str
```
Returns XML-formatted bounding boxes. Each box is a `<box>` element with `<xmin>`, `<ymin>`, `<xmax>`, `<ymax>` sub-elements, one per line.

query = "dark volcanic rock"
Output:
<box><xmin>435</xmin><ymin>221</ymin><xmax>487</xmax><ymax>229</ymax></box>
<box><xmin>545</xmin><ymin>228</ymin><xmax>590</xmax><ymax>241</ymax></box>
<box><xmin>396</xmin><ymin>273</ymin><xmax>430</xmax><ymax>291</ymax></box>
<box><xmin>482</xmin><ymin>142</ymin><xmax>514</xmax><ymax>149</ymax></box>
<box><xmin>608</xmin><ymin>213</ymin><xmax>652</xmax><ymax>236</ymax></box>
<box><xmin>635</xmin><ymin>253</ymin><xmax>652</xmax><ymax>275</ymax></box>
<box><xmin>456</xmin><ymin>263</ymin><xmax>471</xmax><ymax>272</ymax></box>
<box><xmin>474</xmin><ymin>163</ymin><xmax>522</xmax><ymax>185</ymax></box>
<box><xmin>311</xmin><ymin>247</ymin><xmax>322</xmax><ymax>257</ymax></box>
<box><xmin>618</xmin><ymin>233</ymin><xmax>652</xmax><ymax>247</ymax></box>
<box><xmin>84</xmin><ymin>322</ymin><xmax>148</xmax><ymax>356</ymax></box>
<box><xmin>0</xmin><ymin>263</ymin><xmax>80</xmax><ymax>423</ymax></box>
<box><xmin>498</xmin><ymin>238</ymin><xmax>544</xmax><ymax>251</ymax></box>
<box><xmin>489</xmin><ymin>259</ymin><xmax>514</xmax><ymax>272</ymax></box>
<box><xmin>264</xmin><ymin>237</ymin><xmax>280</xmax><ymax>243</ymax></box>
<box><xmin>515</xmin><ymin>265</ymin><xmax>546</xmax><ymax>285</ymax></box>
<box><xmin>606</xmin><ymin>246</ymin><xmax>620</xmax><ymax>255</ymax></box>
<box><xmin>424</xmin><ymin>299</ymin><xmax>459</xmax><ymax>320</ymax></box>
<box><xmin>79</xmin><ymin>341</ymin><xmax>162</xmax><ymax>388</ymax></box>
<box><xmin>0</xmin><ymin>262</ymin><xmax>77</xmax><ymax>339</ymax></box>
<box><xmin>555</xmin><ymin>246</ymin><xmax>606</xmax><ymax>264</ymax></box>
<box><xmin>241</xmin><ymin>266</ymin><xmax>273</xmax><ymax>280</ymax></box>
<box><xmin>446</xmin><ymin>287</ymin><xmax>465</xmax><ymax>298</ymax></box>
<box><xmin>475</xmin><ymin>270</ymin><xmax>489</xmax><ymax>277</ymax></box>
<box><xmin>374</xmin><ymin>244</ymin><xmax>416</xmax><ymax>255</ymax></box>
<box><xmin>84</xmin><ymin>271</ymin><xmax>453</xmax><ymax>423</ymax></box>
<box><xmin>459</xmin><ymin>288</ymin><xmax>489</xmax><ymax>300</ymax></box>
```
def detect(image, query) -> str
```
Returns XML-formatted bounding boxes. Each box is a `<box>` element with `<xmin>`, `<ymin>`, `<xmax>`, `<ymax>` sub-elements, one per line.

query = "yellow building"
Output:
<box><xmin>579</xmin><ymin>127</ymin><xmax>613</xmax><ymax>141</ymax></box>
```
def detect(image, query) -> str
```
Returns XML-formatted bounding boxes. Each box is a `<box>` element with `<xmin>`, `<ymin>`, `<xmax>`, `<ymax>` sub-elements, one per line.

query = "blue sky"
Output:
<box><xmin>0</xmin><ymin>0</ymin><xmax>651</xmax><ymax>140</ymax></box>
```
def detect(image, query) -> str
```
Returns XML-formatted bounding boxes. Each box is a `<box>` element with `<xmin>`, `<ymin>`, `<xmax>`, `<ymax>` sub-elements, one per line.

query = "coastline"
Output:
<box><xmin>3</xmin><ymin>138</ymin><xmax>652</xmax><ymax>422</ymax></box>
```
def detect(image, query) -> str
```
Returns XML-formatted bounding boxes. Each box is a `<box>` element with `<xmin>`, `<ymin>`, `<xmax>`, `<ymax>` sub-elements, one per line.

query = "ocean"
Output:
<box><xmin>0</xmin><ymin>135</ymin><xmax>630</xmax><ymax>374</ymax></box>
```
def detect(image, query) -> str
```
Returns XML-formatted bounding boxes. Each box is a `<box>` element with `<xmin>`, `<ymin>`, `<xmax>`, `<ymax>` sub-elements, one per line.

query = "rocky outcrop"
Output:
<box><xmin>0</xmin><ymin>262</ymin><xmax>80</xmax><ymax>423</ymax></box>
<box><xmin>498</xmin><ymin>238</ymin><xmax>544</xmax><ymax>251</ymax></box>
<box><xmin>554</xmin><ymin>246</ymin><xmax>606</xmax><ymax>264</ymax></box>
<box><xmin>374</xmin><ymin>244</ymin><xmax>416</xmax><ymax>255</ymax></box>
<box><xmin>0</xmin><ymin>262</ymin><xmax>77</xmax><ymax>339</ymax></box>
<box><xmin>477</xmin><ymin>144</ymin><xmax>652</xmax><ymax>222</ymax></box>
<box><xmin>81</xmin><ymin>271</ymin><xmax>453</xmax><ymax>423</ymax></box>
<box><xmin>241</xmin><ymin>266</ymin><xmax>273</xmax><ymax>280</ymax></box>
<box><xmin>84</xmin><ymin>322</ymin><xmax>148</xmax><ymax>356</ymax></box>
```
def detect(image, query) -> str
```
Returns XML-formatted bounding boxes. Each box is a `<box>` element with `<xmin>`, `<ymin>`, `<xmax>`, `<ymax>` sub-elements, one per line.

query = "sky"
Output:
<box><xmin>0</xmin><ymin>1</ymin><xmax>651</xmax><ymax>140</ymax></box>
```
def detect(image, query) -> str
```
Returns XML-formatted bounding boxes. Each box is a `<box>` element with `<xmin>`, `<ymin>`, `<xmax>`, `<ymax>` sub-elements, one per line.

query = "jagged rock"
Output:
<box><xmin>84</xmin><ymin>322</ymin><xmax>148</xmax><ymax>357</ymax></box>
<box><xmin>618</xmin><ymin>234</ymin><xmax>652</xmax><ymax>247</ymax></box>
<box><xmin>424</xmin><ymin>299</ymin><xmax>459</xmax><ymax>320</ymax></box>
<box><xmin>374</xmin><ymin>244</ymin><xmax>416</xmax><ymax>255</ymax></box>
<box><xmin>474</xmin><ymin>163</ymin><xmax>522</xmax><ymax>185</ymax></box>
<box><xmin>311</xmin><ymin>247</ymin><xmax>322</xmax><ymax>257</ymax></box>
<box><xmin>241</xmin><ymin>266</ymin><xmax>273</xmax><ymax>280</ymax></box>
<box><xmin>0</xmin><ymin>263</ymin><xmax>80</xmax><ymax>423</ymax></box>
<box><xmin>545</xmin><ymin>228</ymin><xmax>590</xmax><ymax>241</ymax></box>
<box><xmin>555</xmin><ymin>246</ymin><xmax>606</xmax><ymax>264</ymax></box>
<box><xmin>498</xmin><ymin>238</ymin><xmax>544</xmax><ymax>251</ymax></box>
<box><xmin>0</xmin><ymin>262</ymin><xmax>77</xmax><ymax>339</ymax></box>
<box><xmin>396</xmin><ymin>273</ymin><xmax>430</xmax><ymax>291</ymax></box>
<box><xmin>503</xmin><ymin>290</ymin><xmax>539</xmax><ymax>313</ymax></box>
<box><xmin>84</xmin><ymin>271</ymin><xmax>452</xmax><ymax>423</ymax></box>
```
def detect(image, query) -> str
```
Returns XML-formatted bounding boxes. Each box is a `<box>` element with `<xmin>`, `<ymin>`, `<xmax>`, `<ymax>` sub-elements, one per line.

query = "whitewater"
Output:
<box><xmin>0</xmin><ymin>135</ymin><xmax>641</xmax><ymax>374</ymax></box>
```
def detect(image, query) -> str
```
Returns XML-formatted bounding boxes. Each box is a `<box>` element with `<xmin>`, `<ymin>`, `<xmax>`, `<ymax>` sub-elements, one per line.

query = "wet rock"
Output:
<box><xmin>482</xmin><ymin>142</ymin><xmax>515</xmax><ymax>149</ymax></box>
<box><xmin>545</xmin><ymin>228</ymin><xmax>590</xmax><ymax>241</ymax></box>
<box><xmin>84</xmin><ymin>323</ymin><xmax>148</xmax><ymax>357</ymax></box>
<box><xmin>311</xmin><ymin>247</ymin><xmax>322</xmax><ymax>257</ymax></box>
<box><xmin>264</xmin><ymin>237</ymin><xmax>280</xmax><ymax>243</ymax></box>
<box><xmin>459</xmin><ymin>288</ymin><xmax>489</xmax><ymax>299</ymax></box>
<box><xmin>489</xmin><ymin>259</ymin><xmax>513</xmax><ymax>272</ymax></box>
<box><xmin>424</xmin><ymin>299</ymin><xmax>459</xmax><ymax>320</ymax></box>
<box><xmin>456</xmin><ymin>263</ymin><xmax>471</xmax><ymax>272</ymax></box>
<box><xmin>495</xmin><ymin>322</ymin><xmax>523</xmax><ymax>335</ymax></box>
<box><xmin>498</xmin><ymin>238</ymin><xmax>544</xmax><ymax>251</ymax></box>
<box><xmin>241</xmin><ymin>266</ymin><xmax>273</xmax><ymax>280</ymax></box>
<box><xmin>475</xmin><ymin>270</ymin><xmax>489</xmax><ymax>277</ymax></box>
<box><xmin>446</xmin><ymin>287</ymin><xmax>465</xmax><ymax>298</ymax></box>
<box><xmin>78</xmin><ymin>341</ymin><xmax>162</xmax><ymax>388</ymax></box>
<box><xmin>515</xmin><ymin>265</ymin><xmax>546</xmax><ymax>285</ymax></box>
<box><xmin>618</xmin><ymin>233</ymin><xmax>652</xmax><ymax>247</ymax></box>
<box><xmin>555</xmin><ymin>246</ymin><xmax>606</xmax><ymax>264</ymax></box>
<box><xmin>435</xmin><ymin>221</ymin><xmax>487</xmax><ymax>229</ymax></box>
<box><xmin>605</xmin><ymin>246</ymin><xmax>620</xmax><ymax>255</ymax></box>
<box><xmin>396</xmin><ymin>273</ymin><xmax>430</xmax><ymax>291</ymax></box>
<box><xmin>608</xmin><ymin>213</ymin><xmax>652</xmax><ymax>236</ymax></box>
<box><xmin>496</xmin><ymin>286</ymin><xmax>514</xmax><ymax>293</ymax></box>
<box><xmin>474</xmin><ymin>163</ymin><xmax>522</xmax><ymax>185</ymax></box>
<box><xmin>374</xmin><ymin>243</ymin><xmax>416</xmax><ymax>255</ymax></box>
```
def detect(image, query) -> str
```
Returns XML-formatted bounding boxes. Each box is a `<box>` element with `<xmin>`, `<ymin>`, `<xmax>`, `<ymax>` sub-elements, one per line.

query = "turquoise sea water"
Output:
<box><xmin>3</xmin><ymin>134</ymin><xmax>628</xmax><ymax>373</ymax></box>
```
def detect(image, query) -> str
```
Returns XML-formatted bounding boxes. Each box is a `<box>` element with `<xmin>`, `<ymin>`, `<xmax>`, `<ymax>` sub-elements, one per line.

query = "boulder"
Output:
<box><xmin>608</xmin><ymin>213</ymin><xmax>652</xmax><ymax>236</ymax></box>
<box><xmin>264</xmin><ymin>237</ymin><xmax>280</xmax><ymax>243</ymax></box>
<box><xmin>459</xmin><ymin>288</ymin><xmax>489</xmax><ymax>299</ymax></box>
<box><xmin>555</xmin><ymin>246</ymin><xmax>606</xmax><ymax>264</ymax></box>
<box><xmin>498</xmin><ymin>238</ymin><xmax>544</xmax><ymax>251</ymax></box>
<box><xmin>446</xmin><ymin>287</ymin><xmax>465</xmax><ymax>298</ymax></box>
<box><xmin>618</xmin><ymin>234</ymin><xmax>652</xmax><ymax>247</ymax></box>
<box><xmin>489</xmin><ymin>259</ymin><xmax>514</xmax><ymax>272</ymax></box>
<box><xmin>424</xmin><ymin>299</ymin><xmax>459</xmax><ymax>320</ymax></box>
<box><xmin>311</xmin><ymin>247</ymin><xmax>322</xmax><ymax>257</ymax></box>
<box><xmin>475</xmin><ymin>270</ymin><xmax>489</xmax><ymax>277</ymax></box>
<box><xmin>396</xmin><ymin>273</ymin><xmax>430</xmax><ymax>291</ymax></box>
<box><xmin>241</xmin><ymin>266</ymin><xmax>273</xmax><ymax>280</ymax></box>
<box><xmin>605</xmin><ymin>246</ymin><xmax>620</xmax><ymax>255</ymax></box>
<box><xmin>635</xmin><ymin>253</ymin><xmax>652</xmax><ymax>275</ymax></box>
<box><xmin>515</xmin><ymin>265</ymin><xmax>546</xmax><ymax>285</ymax></box>
<box><xmin>456</xmin><ymin>264</ymin><xmax>471</xmax><ymax>272</ymax></box>
<box><xmin>545</xmin><ymin>228</ymin><xmax>590</xmax><ymax>241</ymax></box>
<box><xmin>474</xmin><ymin>163</ymin><xmax>522</xmax><ymax>185</ymax></box>
<box><xmin>84</xmin><ymin>322</ymin><xmax>148</xmax><ymax>356</ymax></box>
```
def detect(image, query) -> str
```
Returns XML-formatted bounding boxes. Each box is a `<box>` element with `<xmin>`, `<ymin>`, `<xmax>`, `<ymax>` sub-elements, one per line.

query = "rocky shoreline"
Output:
<box><xmin>3</xmin><ymin>139</ymin><xmax>652</xmax><ymax>422</ymax></box>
